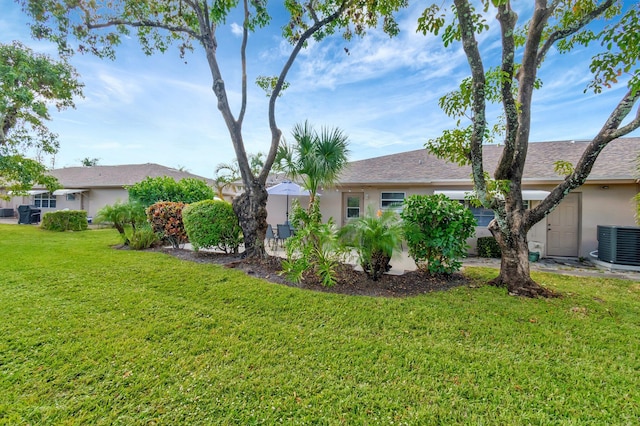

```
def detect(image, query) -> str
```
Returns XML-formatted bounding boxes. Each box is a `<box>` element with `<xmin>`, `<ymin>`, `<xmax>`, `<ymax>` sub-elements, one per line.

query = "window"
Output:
<box><xmin>346</xmin><ymin>196</ymin><xmax>361</xmax><ymax>219</ymax></box>
<box><xmin>469</xmin><ymin>206</ymin><xmax>494</xmax><ymax>226</ymax></box>
<box><xmin>380</xmin><ymin>192</ymin><xmax>405</xmax><ymax>211</ymax></box>
<box><xmin>466</xmin><ymin>201</ymin><xmax>529</xmax><ymax>226</ymax></box>
<box><xmin>66</xmin><ymin>193</ymin><xmax>76</xmax><ymax>201</ymax></box>
<box><xmin>34</xmin><ymin>192</ymin><xmax>56</xmax><ymax>208</ymax></box>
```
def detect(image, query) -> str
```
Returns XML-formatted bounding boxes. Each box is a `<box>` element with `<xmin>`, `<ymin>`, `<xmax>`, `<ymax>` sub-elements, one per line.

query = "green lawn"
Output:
<box><xmin>1</xmin><ymin>224</ymin><xmax>639</xmax><ymax>424</ymax></box>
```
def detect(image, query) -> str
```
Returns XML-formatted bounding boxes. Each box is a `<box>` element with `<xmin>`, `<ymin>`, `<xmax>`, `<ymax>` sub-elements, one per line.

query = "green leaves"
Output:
<box><xmin>588</xmin><ymin>4</ymin><xmax>640</xmax><ymax>94</ymax></box>
<box><xmin>275</xmin><ymin>121</ymin><xmax>350</xmax><ymax>206</ymax></box>
<box><xmin>339</xmin><ymin>207</ymin><xmax>404</xmax><ymax>281</ymax></box>
<box><xmin>256</xmin><ymin>75</ymin><xmax>290</xmax><ymax>97</ymax></box>
<box><xmin>400</xmin><ymin>194</ymin><xmax>476</xmax><ymax>275</ymax></box>
<box><xmin>127</xmin><ymin>176</ymin><xmax>215</xmax><ymax>207</ymax></box>
<box><xmin>554</xmin><ymin>160</ymin><xmax>575</xmax><ymax>177</ymax></box>
<box><xmin>183</xmin><ymin>199</ymin><xmax>242</xmax><ymax>253</ymax></box>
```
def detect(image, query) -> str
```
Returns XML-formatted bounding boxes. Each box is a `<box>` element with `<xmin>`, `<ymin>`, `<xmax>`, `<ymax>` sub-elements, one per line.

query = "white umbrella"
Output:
<box><xmin>266</xmin><ymin>180</ymin><xmax>310</xmax><ymax>221</ymax></box>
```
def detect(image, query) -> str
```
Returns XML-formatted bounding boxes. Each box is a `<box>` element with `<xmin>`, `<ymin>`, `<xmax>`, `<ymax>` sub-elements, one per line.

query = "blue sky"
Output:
<box><xmin>2</xmin><ymin>1</ymin><xmax>638</xmax><ymax>178</ymax></box>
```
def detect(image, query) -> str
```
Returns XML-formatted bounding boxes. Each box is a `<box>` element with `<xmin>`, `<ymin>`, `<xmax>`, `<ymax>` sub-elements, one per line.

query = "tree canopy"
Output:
<box><xmin>20</xmin><ymin>0</ymin><xmax>406</xmax><ymax>256</ymax></box>
<box><xmin>0</xmin><ymin>41</ymin><xmax>83</xmax><ymax>196</ymax></box>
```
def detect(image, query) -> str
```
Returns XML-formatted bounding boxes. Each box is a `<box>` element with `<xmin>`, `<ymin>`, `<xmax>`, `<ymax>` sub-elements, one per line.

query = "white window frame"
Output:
<box><xmin>463</xmin><ymin>200</ymin><xmax>531</xmax><ymax>227</ymax></box>
<box><xmin>34</xmin><ymin>192</ymin><xmax>57</xmax><ymax>208</ymax></box>
<box><xmin>380</xmin><ymin>192</ymin><xmax>405</xmax><ymax>211</ymax></box>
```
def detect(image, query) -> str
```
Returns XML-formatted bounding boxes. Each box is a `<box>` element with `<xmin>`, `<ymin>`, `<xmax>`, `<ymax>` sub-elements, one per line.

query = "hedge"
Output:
<box><xmin>41</xmin><ymin>210</ymin><xmax>88</xmax><ymax>232</ymax></box>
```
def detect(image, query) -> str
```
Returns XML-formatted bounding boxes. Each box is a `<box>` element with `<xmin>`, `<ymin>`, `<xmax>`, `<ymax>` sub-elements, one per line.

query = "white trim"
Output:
<box><xmin>52</xmin><ymin>189</ymin><xmax>87</xmax><ymax>196</ymax></box>
<box><xmin>26</xmin><ymin>190</ymin><xmax>49</xmax><ymax>195</ymax></box>
<box><xmin>434</xmin><ymin>190</ymin><xmax>550</xmax><ymax>201</ymax></box>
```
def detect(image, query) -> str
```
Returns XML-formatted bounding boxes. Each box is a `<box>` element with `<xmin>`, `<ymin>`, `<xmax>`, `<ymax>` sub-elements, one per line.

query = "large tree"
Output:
<box><xmin>0</xmin><ymin>41</ymin><xmax>83</xmax><ymax>197</ymax></box>
<box><xmin>419</xmin><ymin>1</ymin><xmax>640</xmax><ymax>297</ymax></box>
<box><xmin>20</xmin><ymin>0</ymin><xmax>405</xmax><ymax>257</ymax></box>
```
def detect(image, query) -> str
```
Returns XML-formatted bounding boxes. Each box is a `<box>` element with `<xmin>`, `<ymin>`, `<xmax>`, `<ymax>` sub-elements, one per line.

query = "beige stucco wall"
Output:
<box><xmin>576</xmin><ymin>183</ymin><xmax>638</xmax><ymax>257</ymax></box>
<box><xmin>85</xmin><ymin>188</ymin><xmax>129</xmax><ymax>218</ymax></box>
<box><xmin>308</xmin><ymin>183</ymin><xmax>639</xmax><ymax>258</ymax></box>
<box><xmin>265</xmin><ymin>195</ymin><xmax>311</xmax><ymax>226</ymax></box>
<box><xmin>2</xmin><ymin>187</ymin><xmax>130</xmax><ymax>220</ymax></box>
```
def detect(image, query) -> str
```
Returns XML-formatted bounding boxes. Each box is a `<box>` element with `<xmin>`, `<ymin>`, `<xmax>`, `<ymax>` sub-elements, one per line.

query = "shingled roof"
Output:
<box><xmin>338</xmin><ymin>138</ymin><xmax>640</xmax><ymax>185</ymax></box>
<box><xmin>47</xmin><ymin>163</ymin><xmax>213</xmax><ymax>188</ymax></box>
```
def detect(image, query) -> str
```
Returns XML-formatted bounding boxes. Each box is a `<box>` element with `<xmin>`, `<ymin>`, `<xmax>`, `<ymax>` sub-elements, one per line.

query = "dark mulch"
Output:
<box><xmin>158</xmin><ymin>248</ymin><xmax>472</xmax><ymax>297</ymax></box>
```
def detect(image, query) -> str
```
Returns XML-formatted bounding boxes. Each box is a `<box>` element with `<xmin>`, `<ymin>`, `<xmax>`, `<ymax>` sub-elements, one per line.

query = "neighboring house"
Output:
<box><xmin>0</xmin><ymin>163</ymin><xmax>217</xmax><ymax>219</ymax></box>
<box><xmin>297</xmin><ymin>138</ymin><xmax>639</xmax><ymax>258</ymax></box>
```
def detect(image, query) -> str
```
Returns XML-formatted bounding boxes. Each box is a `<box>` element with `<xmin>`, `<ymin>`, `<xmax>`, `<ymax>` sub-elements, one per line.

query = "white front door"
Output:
<box><xmin>547</xmin><ymin>192</ymin><xmax>580</xmax><ymax>257</ymax></box>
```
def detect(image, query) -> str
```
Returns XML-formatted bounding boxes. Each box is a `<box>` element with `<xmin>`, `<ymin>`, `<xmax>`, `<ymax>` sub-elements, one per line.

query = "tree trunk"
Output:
<box><xmin>232</xmin><ymin>179</ymin><xmax>268</xmax><ymax>258</ymax></box>
<box><xmin>489</xmin><ymin>221</ymin><xmax>557</xmax><ymax>298</ymax></box>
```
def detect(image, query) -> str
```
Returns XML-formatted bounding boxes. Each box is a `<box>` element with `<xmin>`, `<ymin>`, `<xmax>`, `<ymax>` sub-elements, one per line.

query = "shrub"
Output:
<box><xmin>183</xmin><ymin>199</ymin><xmax>242</xmax><ymax>253</ymax></box>
<box><xmin>128</xmin><ymin>224</ymin><xmax>160</xmax><ymax>250</ymax></box>
<box><xmin>95</xmin><ymin>201</ymin><xmax>147</xmax><ymax>246</ymax></box>
<box><xmin>146</xmin><ymin>201</ymin><xmax>187</xmax><ymax>249</ymax></box>
<box><xmin>400</xmin><ymin>194</ymin><xmax>476</xmax><ymax>275</ymax></box>
<box><xmin>340</xmin><ymin>207</ymin><xmax>404</xmax><ymax>281</ymax></box>
<box><xmin>41</xmin><ymin>210</ymin><xmax>88</xmax><ymax>232</ymax></box>
<box><xmin>128</xmin><ymin>176</ymin><xmax>215</xmax><ymax>207</ymax></box>
<box><xmin>282</xmin><ymin>199</ymin><xmax>347</xmax><ymax>287</ymax></box>
<box><xmin>477</xmin><ymin>236</ymin><xmax>502</xmax><ymax>258</ymax></box>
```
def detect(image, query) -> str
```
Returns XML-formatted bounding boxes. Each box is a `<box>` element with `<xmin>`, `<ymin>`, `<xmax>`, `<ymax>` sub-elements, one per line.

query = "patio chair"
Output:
<box><xmin>266</xmin><ymin>224</ymin><xmax>277</xmax><ymax>250</ymax></box>
<box><xmin>277</xmin><ymin>223</ymin><xmax>293</xmax><ymax>247</ymax></box>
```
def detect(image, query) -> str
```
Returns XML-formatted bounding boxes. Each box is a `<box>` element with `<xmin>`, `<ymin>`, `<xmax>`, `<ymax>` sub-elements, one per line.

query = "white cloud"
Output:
<box><xmin>230</xmin><ymin>23</ymin><xmax>243</xmax><ymax>37</ymax></box>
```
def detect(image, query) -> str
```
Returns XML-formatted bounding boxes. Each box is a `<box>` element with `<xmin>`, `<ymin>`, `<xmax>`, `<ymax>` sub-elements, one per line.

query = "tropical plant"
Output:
<box><xmin>400</xmin><ymin>194</ymin><xmax>476</xmax><ymax>275</ymax></box>
<box><xmin>147</xmin><ymin>201</ymin><xmax>187</xmax><ymax>249</ymax></box>
<box><xmin>340</xmin><ymin>207</ymin><xmax>404</xmax><ymax>281</ymax></box>
<box><xmin>183</xmin><ymin>199</ymin><xmax>242</xmax><ymax>253</ymax></box>
<box><xmin>95</xmin><ymin>200</ymin><xmax>147</xmax><ymax>246</ymax></box>
<box><xmin>275</xmin><ymin>121</ymin><xmax>350</xmax><ymax>209</ymax></box>
<box><xmin>128</xmin><ymin>224</ymin><xmax>160</xmax><ymax>250</ymax></box>
<box><xmin>22</xmin><ymin>0</ymin><xmax>405</xmax><ymax>258</ymax></box>
<box><xmin>0</xmin><ymin>41</ymin><xmax>82</xmax><ymax>198</ymax></box>
<box><xmin>282</xmin><ymin>199</ymin><xmax>348</xmax><ymax>287</ymax></box>
<box><xmin>419</xmin><ymin>1</ymin><xmax>640</xmax><ymax>296</ymax></box>
<box><xmin>213</xmin><ymin>153</ymin><xmax>265</xmax><ymax>200</ymax></box>
<box><xmin>80</xmin><ymin>157</ymin><xmax>99</xmax><ymax>167</ymax></box>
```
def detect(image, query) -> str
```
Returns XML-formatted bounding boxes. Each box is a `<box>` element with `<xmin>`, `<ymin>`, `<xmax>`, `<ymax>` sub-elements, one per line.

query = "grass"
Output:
<box><xmin>1</xmin><ymin>224</ymin><xmax>639</xmax><ymax>424</ymax></box>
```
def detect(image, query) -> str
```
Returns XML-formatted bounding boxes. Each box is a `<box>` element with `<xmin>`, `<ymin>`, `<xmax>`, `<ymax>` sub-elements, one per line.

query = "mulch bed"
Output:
<box><xmin>158</xmin><ymin>248</ymin><xmax>471</xmax><ymax>297</ymax></box>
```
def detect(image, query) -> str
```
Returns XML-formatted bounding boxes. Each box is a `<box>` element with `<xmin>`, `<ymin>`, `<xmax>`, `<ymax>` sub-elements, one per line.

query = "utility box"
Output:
<box><xmin>597</xmin><ymin>225</ymin><xmax>640</xmax><ymax>266</ymax></box>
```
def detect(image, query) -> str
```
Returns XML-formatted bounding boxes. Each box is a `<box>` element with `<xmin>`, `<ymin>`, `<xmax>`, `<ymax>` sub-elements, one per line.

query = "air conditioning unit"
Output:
<box><xmin>597</xmin><ymin>225</ymin><xmax>640</xmax><ymax>266</ymax></box>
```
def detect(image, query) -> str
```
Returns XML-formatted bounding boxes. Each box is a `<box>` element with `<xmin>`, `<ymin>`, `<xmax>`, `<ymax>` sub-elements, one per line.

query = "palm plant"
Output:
<box><xmin>95</xmin><ymin>200</ymin><xmax>147</xmax><ymax>246</ymax></box>
<box><xmin>275</xmin><ymin>121</ymin><xmax>349</xmax><ymax>208</ymax></box>
<box><xmin>340</xmin><ymin>208</ymin><xmax>404</xmax><ymax>281</ymax></box>
<box><xmin>213</xmin><ymin>152</ymin><xmax>265</xmax><ymax>200</ymax></box>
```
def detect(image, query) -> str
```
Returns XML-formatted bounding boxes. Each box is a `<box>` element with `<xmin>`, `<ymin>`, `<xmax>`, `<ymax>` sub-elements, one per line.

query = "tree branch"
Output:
<box><xmin>452</xmin><ymin>0</ymin><xmax>488</xmax><ymax>199</ymax></box>
<box><xmin>536</xmin><ymin>0</ymin><xmax>614</xmax><ymax>68</ymax></box>
<box><xmin>602</xmin><ymin>89</ymin><xmax>640</xmax><ymax>139</ymax></box>
<box><xmin>238</xmin><ymin>0</ymin><xmax>250</xmax><ymax>126</ymax></box>
<box><xmin>86</xmin><ymin>19</ymin><xmax>202</xmax><ymax>41</ymax></box>
<box><xmin>494</xmin><ymin>3</ymin><xmax>519</xmax><ymax>181</ymax></box>
<box><xmin>527</xmin><ymin>89</ymin><xmax>640</xmax><ymax>226</ymax></box>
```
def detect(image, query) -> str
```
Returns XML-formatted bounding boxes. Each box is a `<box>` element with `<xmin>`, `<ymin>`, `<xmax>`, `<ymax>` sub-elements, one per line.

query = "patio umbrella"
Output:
<box><xmin>266</xmin><ymin>180</ymin><xmax>310</xmax><ymax>222</ymax></box>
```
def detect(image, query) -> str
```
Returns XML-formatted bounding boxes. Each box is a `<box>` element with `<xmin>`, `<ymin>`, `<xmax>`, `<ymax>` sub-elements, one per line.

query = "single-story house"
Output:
<box><xmin>267</xmin><ymin>138</ymin><xmax>639</xmax><ymax>258</ymax></box>
<box><xmin>0</xmin><ymin>163</ymin><xmax>216</xmax><ymax>219</ymax></box>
